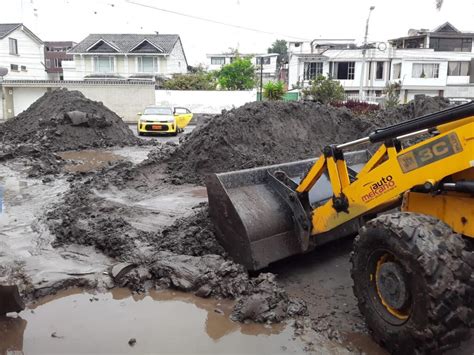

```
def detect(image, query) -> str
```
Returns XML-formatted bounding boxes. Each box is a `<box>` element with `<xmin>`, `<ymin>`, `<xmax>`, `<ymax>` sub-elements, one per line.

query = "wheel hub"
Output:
<box><xmin>376</xmin><ymin>261</ymin><xmax>409</xmax><ymax>310</ymax></box>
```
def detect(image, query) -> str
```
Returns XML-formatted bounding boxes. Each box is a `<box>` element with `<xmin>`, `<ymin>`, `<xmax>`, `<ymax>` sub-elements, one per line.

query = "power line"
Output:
<box><xmin>124</xmin><ymin>0</ymin><xmax>310</xmax><ymax>41</ymax></box>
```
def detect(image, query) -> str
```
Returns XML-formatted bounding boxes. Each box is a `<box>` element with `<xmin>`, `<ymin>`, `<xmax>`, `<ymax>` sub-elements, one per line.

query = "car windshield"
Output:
<box><xmin>144</xmin><ymin>107</ymin><xmax>173</xmax><ymax>115</ymax></box>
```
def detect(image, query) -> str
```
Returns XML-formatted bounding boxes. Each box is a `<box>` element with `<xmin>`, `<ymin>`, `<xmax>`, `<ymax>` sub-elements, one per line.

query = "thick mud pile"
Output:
<box><xmin>163</xmin><ymin>101</ymin><xmax>370</xmax><ymax>184</ymax></box>
<box><xmin>0</xmin><ymin>89</ymin><xmax>139</xmax><ymax>155</ymax></box>
<box><xmin>160</xmin><ymin>96</ymin><xmax>450</xmax><ymax>184</ymax></box>
<box><xmin>45</xmin><ymin>181</ymin><xmax>306</xmax><ymax>323</ymax></box>
<box><xmin>367</xmin><ymin>95</ymin><xmax>450</xmax><ymax>126</ymax></box>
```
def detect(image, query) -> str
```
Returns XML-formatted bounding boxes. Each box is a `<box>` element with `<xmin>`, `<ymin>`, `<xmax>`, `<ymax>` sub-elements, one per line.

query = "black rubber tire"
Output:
<box><xmin>351</xmin><ymin>212</ymin><xmax>474</xmax><ymax>354</ymax></box>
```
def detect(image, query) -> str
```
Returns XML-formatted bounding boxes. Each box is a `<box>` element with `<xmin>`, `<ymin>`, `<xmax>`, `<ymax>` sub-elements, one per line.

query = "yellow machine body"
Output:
<box><xmin>297</xmin><ymin>116</ymin><xmax>474</xmax><ymax>239</ymax></box>
<box><xmin>207</xmin><ymin>104</ymin><xmax>474</xmax><ymax>270</ymax></box>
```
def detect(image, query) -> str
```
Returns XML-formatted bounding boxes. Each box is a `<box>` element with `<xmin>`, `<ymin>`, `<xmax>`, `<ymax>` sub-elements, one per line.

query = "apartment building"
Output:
<box><xmin>288</xmin><ymin>22</ymin><xmax>474</xmax><ymax>102</ymax></box>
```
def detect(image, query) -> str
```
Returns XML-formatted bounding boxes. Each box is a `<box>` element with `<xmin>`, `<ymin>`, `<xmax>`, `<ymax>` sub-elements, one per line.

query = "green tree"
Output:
<box><xmin>217</xmin><ymin>57</ymin><xmax>256</xmax><ymax>90</ymax></box>
<box><xmin>263</xmin><ymin>81</ymin><xmax>286</xmax><ymax>101</ymax></box>
<box><xmin>384</xmin><ymin>81</ymin><xmax>401</xmax><ymax>108</ymax></box>
<box><xmin>301</xmin><ymin>75</ymin><xmax>345</xmax><ymax>104</ymax></box>
<box><xmin>268</xmin><ymin>39</ymin><xmax>288</xmax><ymax>65</ymax></box>
<box><xmin>163</xmin><ymin>70</ymin><xmax>217</xmax><ymax>90</ymax></box>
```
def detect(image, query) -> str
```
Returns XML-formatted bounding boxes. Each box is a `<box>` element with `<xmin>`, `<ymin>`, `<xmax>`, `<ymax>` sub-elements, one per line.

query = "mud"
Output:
<box><xmin>139</xmin><ymin>96</ymin><xmax>450</xmax><ymax>184</ymax></box>
<box><xmin>0</xmin><ymin>160</ymin><xmax>113</xmax><ymax>302</ymax></box>
<box><xmin>46</xmin><ymin>182</ymin><xmax>306</xmax><ymax>323</ymax></box>
<box><xmin>0</xmin><ymin>89</ymin><xmax>151</xmax><ymax>180</ymax></box>
<box><xmin>164</xmin><ymin>101</ymin><xmax>370</xmax><ymax>184</ymax></box>
<box><xmin>0</xmin><ymin>89</ymin><xmax>139</xmax><ymax>152</ymax></box>
<box><xmin>0</xmin><ymin>95</ymin><xmax>462</xmax><ymax>352</ymax></box>
<box><xmin>367</xmin><ymin>95</ymin><xmax>450</xmax><ymax>127</ymax></box>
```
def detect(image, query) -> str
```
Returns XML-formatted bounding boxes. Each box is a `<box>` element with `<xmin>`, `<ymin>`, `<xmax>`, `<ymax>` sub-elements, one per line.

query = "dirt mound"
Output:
<box><xmin>367</xmin><ymin>95</ymin><xmax>450</xmax><ymax>127</ymax></box>
<box><xmin>162</xmin><ymin>101</ymin><xmax>370</xmax><ymax>184</ymax></box>
<box><xmin>160</xmin><ymin>96</ymin><xmax>450</xmax><ymax>184</ymax></box>
<box><xmin>0</xmin><ymin>89</ymin><xmax>138</xmax><ymax>152</ymax></box>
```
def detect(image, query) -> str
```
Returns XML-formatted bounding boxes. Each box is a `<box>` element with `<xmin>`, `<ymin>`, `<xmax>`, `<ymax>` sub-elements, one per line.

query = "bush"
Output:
<box><xmin>163</xmin><ymin>71</ymin><xmax>217</xmax><ymax>90</ymax></box>
<box><xmin>301</xmin><ymin>75</ymin><xmax>345</xmax><ymax>104</ymax></box>
<box><xmin>331</xmin><ymin>100</ymin><xmax>379</xmax><ymax>115</ymax></box>
<box><xmin>263</xmin><ymin>81</ymin><xmax>285</xmax><ymax>100</ymax></box>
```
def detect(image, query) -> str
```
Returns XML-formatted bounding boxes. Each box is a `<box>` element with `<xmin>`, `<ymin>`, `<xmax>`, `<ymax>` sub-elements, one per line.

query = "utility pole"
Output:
<box><xmin>359</xmin><ymin>6</ymin><xmax>375</xmax><ymax>102</ymax></box>
<box><xmin>259</xmin><ymin>60</ymin><xmax>263</xmax><ymax>101</ymax></box>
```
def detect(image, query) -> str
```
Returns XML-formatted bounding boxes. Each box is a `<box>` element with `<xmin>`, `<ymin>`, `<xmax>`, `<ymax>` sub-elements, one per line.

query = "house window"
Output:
<box><xmin>447</xmin><ymin>61</ymin><xmax>470</xmax><ymax>76</ymax></box>
<box><xmin>54</xmin><ymin>58</ymin><xmax>63</xmax><ymax>68</ymax></box>
<box><xmin>10</xmin><ymin>64</ymin><xmax>19</xmax><ymax>71</ymax></box>
<box><xmin>333</xmin><ymin>62</ymin><xmax>355</xmax><ymax>80</ymax></box>
<box><xmin>303</xmin><ymin>62</ymin><xmax>323</xmax><ymax>80</ymax></box>
<box><xmin>45</xmin><ymin>59</ymin><xmax>51</xmax><ymax>68</ymax></box>
<box><xmin>430</xmin><ymin>37</ymin><xmax>472</xmax><ymax>52</ymax></box>
<box><xmin>393</xmin><ymin>63</ymin><xmax>401</xmax><ymax>79</ymax></box>
<box><xmin>9</xmin><ymin>38</ymin><xmax>18</xmax><ymax>55</ymax></box>
<box><xmin>137</xmin><ymin>56</ymin><xmax>157</xmax><ymax>73</ymax></box>
<box><xmin>211</xmin><ymin>57</ymin><xmax>225</xmax><ymax>65</ymax></box>
<box><xmin>412</xmin><ymin>63</ymin><xmax>439</xmax><ymax>78</ymax></box>
<box><xmin>93</xmin><ymin>56</ymin><xmax>114</xmax><ymax>73</ymax></box>
<box><xmin>257</xmin><ymin>57</ymin><xmax>271</xmax><ymax>65</ymax></box>
<box><xmin>21</xmin><ymin>65</ymin><xmax>26</xmax><ymax>71</ymax></box>
<box><xmin>375</xmin><ymin>62</ymin><xmax>384</xmax><ymax>80</ymax></box>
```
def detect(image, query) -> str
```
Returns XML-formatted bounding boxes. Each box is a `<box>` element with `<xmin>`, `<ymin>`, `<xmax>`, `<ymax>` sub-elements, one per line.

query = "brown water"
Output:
<box><xmin>0</xmin><ymin>288</ymin><xmax>320</xmax><ymax>354</ymax></box>
<box><xmin>59</xmin><ymin>147</ymin><xmax>153</xmax><ymax>172</ymax></box>
<box><xmin>59</xmin><ymin>150</ymin><xmax>126</xmax><ymax>172</ymax></box>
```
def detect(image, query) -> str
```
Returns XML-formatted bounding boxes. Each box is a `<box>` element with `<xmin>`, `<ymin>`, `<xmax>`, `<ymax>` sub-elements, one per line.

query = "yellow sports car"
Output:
<box><xmin>137</xmin><ymin>106</ymin><xmax>193</xmax><ymax>136</ymax></box>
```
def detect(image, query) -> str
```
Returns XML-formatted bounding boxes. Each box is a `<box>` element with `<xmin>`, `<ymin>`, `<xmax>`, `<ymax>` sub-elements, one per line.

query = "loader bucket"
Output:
<box><xmin>206</xmin><ymin>151</ymin><xmax>371</xmax><ymax>271</ymax></box>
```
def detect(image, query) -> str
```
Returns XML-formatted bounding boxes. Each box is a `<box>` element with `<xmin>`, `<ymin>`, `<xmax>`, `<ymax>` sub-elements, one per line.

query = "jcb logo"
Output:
<box><xmin>397</xmin><ymin>133</ymin><xmax>462</xmax><ymax>173</ymax></box>
<box><xmin>418</xmin><ymin>141</ymin><xmax>449</xmax><ymax>162</ymax></box>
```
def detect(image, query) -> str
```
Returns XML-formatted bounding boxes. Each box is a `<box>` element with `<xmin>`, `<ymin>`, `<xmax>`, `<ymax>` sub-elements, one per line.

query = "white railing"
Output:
<box><xmin>345</xmin><ymin>93</ymin><xmax>383</xmax><ymax>105</ymax></box>
<box><xmin>0</xmin><ymin>79</ymin><xmax>156</xmax><ymax>87</ymax></box>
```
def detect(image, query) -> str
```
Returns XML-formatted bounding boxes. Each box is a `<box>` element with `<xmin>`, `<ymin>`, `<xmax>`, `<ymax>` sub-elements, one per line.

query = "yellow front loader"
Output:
<box><xmin>206</xmin><ymin>101</ymin><xmax>474</xmax><ymax>353</ymax></box>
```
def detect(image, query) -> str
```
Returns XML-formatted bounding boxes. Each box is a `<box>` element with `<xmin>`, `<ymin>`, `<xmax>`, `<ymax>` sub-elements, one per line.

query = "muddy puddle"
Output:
<box><xmin>59</xmin><ymin>146</ymin><xmax>152</xmax><ymax>173</ymax></box>
<box><xmin>0</xmin><ymin>162</ymin><xmax>112</xmax><ymax>295</ymax></box>
<box><xmin>95</xmin><ymin>185</ymin><xmax>207</xmax><ymax>232</ymax></box>
<box><xmin>0</xmin><ymin>288</ymin><xmax>340</xmax><ymax>354</ymax></box>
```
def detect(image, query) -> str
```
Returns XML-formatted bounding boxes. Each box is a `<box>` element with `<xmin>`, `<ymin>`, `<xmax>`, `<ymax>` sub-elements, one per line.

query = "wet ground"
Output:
<box><xmin>1</xmin><ymin>125</ymin><xmax>472</xmax><ymax>354</ymax></box>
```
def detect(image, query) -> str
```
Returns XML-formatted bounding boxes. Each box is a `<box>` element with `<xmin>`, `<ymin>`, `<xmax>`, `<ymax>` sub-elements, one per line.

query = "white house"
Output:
<box><xmin>64</xmin><ymin>33</ymin><xmax>188</xmax><ymax>80</ymax></box>
<box><xmin>0</xmin><ymin>23</ymin><xmax>47</xmax><ymax>80</ymax></box>
<box><xmin>288</xmin><ymin>23</ymin><xmax>474</xmax><ymax>102</ymax></box>
<box><xmin>206</xmin><ymin>53</ymin><xmax>279</xmax><ymax>83</ymax></box>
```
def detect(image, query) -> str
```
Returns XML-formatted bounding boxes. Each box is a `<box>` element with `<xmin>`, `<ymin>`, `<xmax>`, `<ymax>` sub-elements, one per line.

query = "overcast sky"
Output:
<box><xmin>2</xmin><ymin>0</ymin><xmax>474</xmax><ymax>65</ymax></box>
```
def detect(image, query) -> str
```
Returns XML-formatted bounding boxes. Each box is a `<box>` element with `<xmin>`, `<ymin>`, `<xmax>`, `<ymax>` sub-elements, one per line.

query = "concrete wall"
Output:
<box><xmin>12</xmin><ymin>87</ymin><xmax>46</xmax><ymax>116</ymax></box>
<box><xmin>68</xmin><ymin>84</ymin><xmax>155</xmax><ymax>122</ymax></box>
<box><xmin>155</xmin><ymin>89</ymin><xmax>257</xmax><ymax>114</ymax></box>
<box><xmin>444</xmin><ymin>85</ymin><xmax>474</xmax><ymax>99</ymax></box>
<box><xmin>1</xmin><ymin>81</ymin><xmax>155</xmax><ymax>121</ymax></box>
